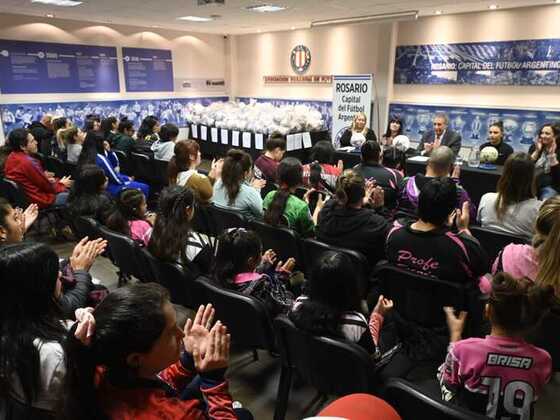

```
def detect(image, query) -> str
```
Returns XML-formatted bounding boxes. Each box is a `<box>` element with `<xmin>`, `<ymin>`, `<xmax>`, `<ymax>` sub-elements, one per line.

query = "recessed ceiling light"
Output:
<box><xmin>290</xmin><ymin>26</ymin><xmax>295</xmax><ymax>30</ymax></box>
<box><xmin>489</xmin><ymin>4</ymin><xmax>498</xmax><ymax>9</ymax></box>
<box><xmin>555</xmin><ymin>0</ymin><xmax>560</xmax><ymax>3</ymax></box>
<box><xmin>257</xmin><ymin>29</ymin><xmax>262</xmax><ymax>33</ymax></box>
<box><xmin>177</xmin><ymin>16</ymin><xmax>214</xmax><ymax>22</ymax></box>
<box><xmin>246</xmin><ymin>4</ymin><xmax>287</xmax><ymax>13</ymax></box>
<box><xmin>45</xmin><ymin>13</ymin><xmax>55</xmax><ymax>18</ymax></box>
<box><xmin>435</xmin><ymin>10</ymin><xmax>443</xmax><ymax>15</ymax></box>
<box><xmin>31</xmin><ymin>0</ymin><xmax>83</xmax><ymax>6</ymax></box>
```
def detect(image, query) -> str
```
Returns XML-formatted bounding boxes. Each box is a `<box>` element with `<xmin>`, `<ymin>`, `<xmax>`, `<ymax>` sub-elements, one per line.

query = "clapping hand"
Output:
<box><xmin>70</xmin><ymin>237</ymin><xmax>107</xmax><ymax>272</ymax></box>
<box><xmin>183</xmin><ymin>304</ymin><xmax>215</xmax><ymax>356</ymax></box>
<box><xmin>59</xmin><ymin>176</ymin><xmax>73</xmax><ymax>188</ymax></box>
<box><xmin>193</xmin><ymin>322</ymin><xmax>230</xmax><ymax>373</ymax></box>
<box><xmin>22</xmin><ymin>204</ymin><xmax>39</xmax><ymax>232</ymax></box>
<box><xmin>276</xmin><ymin>257</ymin><xmax>296</xmax><ymax>274</ymax></box>
<box><xmin>74</xmin><ymin>307</ymin><xmax>95</xmax><ymax>346</ymax></box>
<box><xmin>424</xmin><ymin>142</ymin><xmax>434</xmax><ymax>153</ymax></box>
<box><xmin>261</xmin><ymin>249</ymin><xmax>277</xmax><ymax>266</ymax></box>
<box><xmin>251</xmin><ymin>178</ymin><xmax>266</xmax><ymax>190</ymax></box>
<box><xmin>373</xmin><ymin>294</ymin><xmax>394</xmax><ymax>316</ymax></box>
<box><xmin>443</xmin><ymin>306</ymin><xmax>468</xmax><ymax>342</ymax></box>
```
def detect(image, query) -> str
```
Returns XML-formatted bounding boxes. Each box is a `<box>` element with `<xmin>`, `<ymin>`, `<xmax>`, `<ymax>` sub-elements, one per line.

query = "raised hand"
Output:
<box><xmin>373</xmin><ymin>294</ymin><xmax>394</xmax><ymax>316</ymax></box>
<box><xmin>183</xmin><ymin>304</ymin><xmax>215</xmax><ymax>356</ymax></box>
<box><xmin>261</xmin><ymin>249</ymin><xmax>277</xmax><ymax>266</ymax></box>
<box><xmin>443</xmin><ymin>306</ymin><xmax>468</xmax><ymax>342</ymax></box>
<box><xmin>337</xmin><ymin>159</ymin><xmax>344</xmax><ymax>173</ymax></box>
<box><xmin>451</xmin><ymin>164</ymin><xmax>461</xmax><ymax>179</ymax></box>
<box><xmin>276</xmin><ymin>257</ymin><xmax>296</xmax><ymax>273</ymax></box>
<box><xmin>59</xmin><ymin>176</ymin><xmax>73</xmax><ymax>188</ymax></box>
<box><xmin>251</xmin><ymin>178</ymin><xmax>266</xmax><ymax>190</ymax></box>
<box><xmin>70</xmin><ymin>237</ymin><xmax>107</xmax><ymax>272</ymax></box>
<box><xmin>455</xmin><ymin>201</ymin><xmax>470</xmax><ymax>232</ymax></box>
<box><xmin>193</xmin><ymin>323</ymin><xmax>230</xmax><ymax>373</ymax></box>
<box><xmin>22</xmin><ymin>203</ymin><xmax>39</xmax><ymax>232</ymax></box>
<box><xmin>74</xmin><ymin>307</ymin><xmax>95</xmax><ymax>346</ymax></box>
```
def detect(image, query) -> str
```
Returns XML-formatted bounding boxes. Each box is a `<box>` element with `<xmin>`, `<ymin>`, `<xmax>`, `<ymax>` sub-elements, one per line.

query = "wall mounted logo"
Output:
<box><xmin>291</xmin><ymin>45</ymin><xmax>311</xmax><ymax>74</ymax></box>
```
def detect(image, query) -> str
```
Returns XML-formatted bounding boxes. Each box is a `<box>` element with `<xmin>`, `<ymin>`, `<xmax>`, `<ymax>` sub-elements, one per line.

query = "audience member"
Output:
<box><xmin>417</xmin><ymin>113</ymin><xmax>462</xmax><ymax>156</ymax></box>
<box><xmin>0</xmin><ymin>198</ymin><xmax>38</xmax><ymax>244</ymax></box>
<box><xmin>387</xmin><ymin>178</ymin><xmax>488</xmax><ymax>287</ymax></box>
<box><xmin>4</xmin><ymin>128</ymin><xmax>72</xmax><ymax>208</ymax></box>
<box><xmin>302</xmin><ymin>140</ymin><xmax>343</xmax><ymax>192</ymax></box>
<box><xmin>28</xmin><ymin>114</ymin><xmax>54</xmax><ymax>156</ymax></box>
<box><xmin>478</xmin><ymin>121</ymin><xmax>514</xmax><ymax>165</ymax></box>
<box><xmin>134</xmin><ymin>115</ymin><xmax>160</xmax><ymax>152</ymax></box>
<box><xmin>316</xmin><ymin>170</ymin><xmax>388</xmax><ymax>267</ymax></box>
<box><xmin>529</xmin><ymin>123</ymin><xmax>560</xmax><ymax>199</ymax></box>
<box><xmin>382</xmin><ymin>146</ymin><xmax>407</xmax><ymax>173</ymax></box>
<box><xmin>51</xmin><ymin>116</ymin><xmax>72</xmax><ymax>160</ymax></box>
<box><xmin>381</xmin><ymin>116</ymin><xmax>405</xmax><ymax>147</ymax></box>
<box><xmin>213</xmin><ymin>228</ymin><xmax>295</xmax><ymax>315</ymax></box>
<box><xmin>112</xmin><ymin>119</ymin><xmax>136</xmax><ymax>154</ymax></box>
<box><xmin>148</xmin><ymin>186</ymin><xmax>214</xmax><ymax>275</ymax></box>
<box><xmin>353</xmin><ymin>141</ymin><xmax>403</xmax><ymax>208</ymax></box>
<box><xmin>477</xmin><ymin>153</ymin><xmax>541</xmax><ymax>240</ymax></box>
<box><xmin>254</xmin><ymin>132</ymin><xmax>286</xmax><ymax>182</ymax></box>
<box><xmin>100</xmin><ymin>116</ymin><xmax>118</xmax><ymax>145</ymax></box>
<box><xmin>67</xmin><ymin>164</ymin><xmax>114</xmax><ymax>222</ymax></box>
<box><xmin>105</xmin><ymin>189</ymin><xmax>155</xmax><ymax>247</ymax></box>
<box><xmin>339</xmin><ymin>112</ymin><xmax>377</xmax><ymax>148</ymax></box>
<box><xmin>83</xmin><ymin>114</ymin><xmax>101</xmax><ymax>132</ymax></box>
<box><xmin>61</xmin><ymin>126</ymin><xmax>86</xmax><ymax>164</ymax></box>
<box><xmin>62</xmin><ymin>287</ymin><xmax>244</xmax><ymax>419</ymax></box>
<box><xmin>151</xmin><ymin>123</ymin><xmax>179</xmax><ymax>161</ymax></box>
<box><xmin>263</xmin><ymin>157</ymin><xmax>316</xmax><ymax>237</ymax></box>
<box><xmin>399</xmin><ymin>145</ymin><xmax>475</xmax><ymax>219</ymax></box>
<box><xmin>213</xmin><ymin>149</ymin><xmax>265</xmax><ymax>219</ymax></box>
<box><xmin>438</xmin><ymin>273</ymin><xmax>554</xmax><ymax>418</ymax></box>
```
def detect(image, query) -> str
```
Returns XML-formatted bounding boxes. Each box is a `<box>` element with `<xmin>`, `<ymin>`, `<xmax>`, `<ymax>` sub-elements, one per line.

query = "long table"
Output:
<box><xmin>405</xmin><ymin>159</ymin><xmax>503</xmax><ymax>205</ymax></box>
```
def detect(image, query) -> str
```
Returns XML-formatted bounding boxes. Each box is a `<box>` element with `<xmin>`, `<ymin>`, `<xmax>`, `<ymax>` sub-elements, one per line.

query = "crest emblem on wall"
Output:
<box><xmin>290</xmin><ymin>45</ymin><xmax>311</xmax><ymax>74</ymax></box>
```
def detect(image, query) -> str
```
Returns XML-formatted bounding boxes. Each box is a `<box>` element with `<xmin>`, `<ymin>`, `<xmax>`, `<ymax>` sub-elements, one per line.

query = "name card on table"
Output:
<box><xmin>211</xmin><ymin>127</ymin><xmax>218</xmax><ymax>143</ymax></box>
<box><xmin>242</xmin><ymin>132</ymin><xmax>252</xmax><ymax>148</ymax></box>
<box><xmin>192</xmin><ymin>124</ymin><xmax>198</xmax><ymax>139</ymax></box>
<box><xmin>255</xmin><ymin>133</ymin><xmax>264</xmax><ymax>150</ymax></box>
<box><xmin>232</xmin><ymin>130</ymin><xmax>240</xmax><ymax>146</ymax></box>
<box><xmin>303</xmin><ymin>132</ymin><xmax>312</xmax><ymax>148</ymax></box>
<box><xmin>221</xmin><ymin>129</ymin><xmax>229</xmax><ymax>145</ymax></box>
<box><xmin>201</xmin><ymin>125</ymin><xmax>208</xmax><ymax>141</ymax></box>
<box><xmin>286</xmin><ymin>134</ymin><xmax>295</xmax><ymax>151</ymax></box>
<box><xmin>294</xmin><ymin>133</ymin><xmax>303</xmax><ymax>150</ymax></box>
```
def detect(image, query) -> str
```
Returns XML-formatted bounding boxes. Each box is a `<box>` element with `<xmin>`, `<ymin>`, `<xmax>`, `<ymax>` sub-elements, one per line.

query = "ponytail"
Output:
<box><xmin>213</xmin><ymin>228</ymin><xmax>261</xmax><ymax>285</ymax></box>
<box><xmin>221</xmin><ymin>149</ymin><xmax>252</xmax><ymax>204</ymax></box>
<box><xmin>264</xmin><ymin>189</ymin><xmax>290</xmax><ymax>226</ymax></box>
<box><xmin>264</xmin><ymin>157</ymin><xmax>303</xmax><ymax>226</ymax></box>
<box><xmin>335</xmin><ymin>170</ymin><xmax>365</xmax><ymax>208</ymax></box>
<box><xmin>105</xmin><ymin>189</ymin><xmax>145</xmax><ymax>237</ymax></box>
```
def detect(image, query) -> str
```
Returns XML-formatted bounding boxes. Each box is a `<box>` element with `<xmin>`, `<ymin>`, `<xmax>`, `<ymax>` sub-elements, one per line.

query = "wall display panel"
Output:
<box><xmin>122</xmin><ymin>47</ymin><xmax>174</xmax><ymax>92</ymax></box>
<box><xmin>389</xmin><ymin>102</ymin><xmax>560</xmax><ymax>151</ymax></box>
<box><xmin>0</xmin><ymin>39</ymin><xmax>119</xmax><ymax>94</ymax></box>
<box><xmin>0</xmin><ymin>96</ymin><xmax>228</xmax><ymax>134</ymax></box>
<box><xmin>394</xmin><ymin>39</ymin><xmax>560</xmax><ymax>86</ymax></box>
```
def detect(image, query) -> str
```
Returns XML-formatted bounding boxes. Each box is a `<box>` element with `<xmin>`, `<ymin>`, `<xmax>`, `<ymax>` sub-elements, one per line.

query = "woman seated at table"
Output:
<box><xmin>339</xmin><ymin>112</ymin><xmax>377</xmax><ymax>148</ymax></box>
<box><xmin>212</xmin><ymin>149</ymin><xmax>265</xmax><ymax>219</ymax></box>
<box><xmin>77</xmin><ymin>132</ymin><xmax>149</xmax><ymax>199</ymax></box>
<box><xmin>478</xmin><ymin>121</ymin><xmax>514</xmax><ymax>165</ymax></box>
<box><xmin>529</xmin><ymin>123</ymin><xmax>560</xmax><ymax>200</ymax></box>
<box><xmin>477</xmin><ymin>153</ymin><xmax>542</xmax><ymax>241</ymax></box>
<box><xmin>381</xmin><ymin>116</ymin><xmax>407</xmax><ymax>147</ymax></box>
<box><xmin>302</xmin><ymin>140</ymin><xmax>343</xmax><ymax>193</ymax></box>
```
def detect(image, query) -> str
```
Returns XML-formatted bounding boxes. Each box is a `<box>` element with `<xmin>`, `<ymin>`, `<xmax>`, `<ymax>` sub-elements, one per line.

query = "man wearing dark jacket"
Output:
<box><xmin>417</xmin><ymin>113</ymin><xmax>462</xmax><ymax>157</ymax></box>
<box><xmin>28</xmin><ymin>114</ymin><xmax>54</xmax><ymax>156</ymax></box>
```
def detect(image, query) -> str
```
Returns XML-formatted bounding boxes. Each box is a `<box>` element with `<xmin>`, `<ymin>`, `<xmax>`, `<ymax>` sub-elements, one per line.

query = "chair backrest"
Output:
<box><xmin>373</xmin><ymin>262</ymin><xmax>470</xmax><ymax>329</ymax></box>
<box><xmin>274</xmin><ymin>316</ymin><xmax>374</xmax><ymax>396</ymax></box>
<box><xmin>45</xmin><ymin>156</ymin><xmax>65</xmax><ymax>178</ymax></box>
<box><xmin>153</xmin><ymin>159</ymin><xmax>170</xmax><ymax>188</ymax></box>
<box><xmin>0</xmin><ymin>178</ymin><xmax>28</xmax><ymax>208</ymax></box>
<box><xmin>114</xmin><ymin>150</ymin><xmax>133</xmax><ymax>175</ymax></box>
<box><xmin>527</xmin><ymin>307</ymin><xmax>560</xmax><ymax>371</ymax></box>
<box><xmin>193</xmin><ymin>275</ymin><xmax>276</xmax><ymax>352</ymax></box>
<box><xmin>73</xmin><ymin>216</ymin><xmax>104</xmax><ymax>240</ymax></box>
<box><xmin>98</xmin><ymin>225</ymin><xmax>145</xmax><ymax>280</ymax></box>
<box><xmin>130</xmin><ymin>152</ymin><xmax>154</xmax><ymax>182</ymax></box>
<box><xmin>301</xmin><ymin>238</ymin><xmax>369</xmax><ymax>297</ymax></box>
<box><xmin>383</xmin><ymin>378</ymin><xmax>488</xmax><ymax>420</ymax></box>
<box><xmin>469</xmin><ymin>225</ymin><xmax>528</xmax><ymax>264</ymax></box>
<box><xmin>206</xmin><ymin>204</ymin><xmax>247</xmax><ymax>235</ymax></box>
<box><xmin>249</xmin><ymin>220</ymin><xmax>303</xmax><ymax>271</ymax></box>
<box><xmin>63</xmin><ymin>161</ymin><xmax>78</xmax><ymax>178</ymax></box>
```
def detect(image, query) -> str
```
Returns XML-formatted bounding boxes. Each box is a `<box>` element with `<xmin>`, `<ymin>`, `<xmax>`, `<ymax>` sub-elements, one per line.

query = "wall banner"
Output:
<box><xmin>394</xmin><ymin>39</ymin><xmax>560</xmax><ymax>86</ymax></box>
<box><xmin>122</xmin><ymin>47</ymin><xmax>174</xmax><ymax>92</ymax></box>
<box><xmin>331</xmin><ymin>74</ymin><xmax>373</xmax><ymax>146</ymax></box>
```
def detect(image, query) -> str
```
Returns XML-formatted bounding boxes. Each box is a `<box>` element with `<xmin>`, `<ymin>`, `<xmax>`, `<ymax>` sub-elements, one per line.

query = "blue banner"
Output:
<box><xmin>394</xmin><ymin>39</ymin><xmax>560</xmax><ymax>85</ymax></box>
<box><xmin>0</xmin><ymin>39</ymin><xmax>119</xmax><ymax>94</ymax></box>
<box><xmin>388</xmin><ymin>103</ymin><xmax>560</xmax><ymax>151</ymax></box>
<box><xmin>0</xmin><ymin>97</ymin><xmax>227</xmax><ymax>134</ymax></box>
<box><xmin>122</xmin><ymin>47</ymin><xmax>174</xmax><ymax>92</ymax></box>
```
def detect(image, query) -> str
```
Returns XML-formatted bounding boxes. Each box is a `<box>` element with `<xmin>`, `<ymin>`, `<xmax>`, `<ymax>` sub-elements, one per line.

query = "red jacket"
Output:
<box><xmin>4</xmin><ymin>151</ymin><xmax>66</xmax><ymax>208</ymax></box>
<box><xmin>97</xmin><ymin>354</ymin><xmax>236</xmax><ymax>419</ymax></box>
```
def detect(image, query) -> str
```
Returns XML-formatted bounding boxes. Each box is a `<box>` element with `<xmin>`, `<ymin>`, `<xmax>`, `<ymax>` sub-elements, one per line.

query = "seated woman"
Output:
<box><xmin>168</xmin><ymin>140</ymin><xmax>221</xmax><ymax>206</ymax></box>
<box><xmin>316</xmin><ymin>170</ymin><xmax>389</xmax><ymax>267</ymax></box>
<box><xmin>134</xmin><ymin>115</ymin><xmax>160</xmax><ymax>153</ymax></box>
<box><xmin>4</xmin><ymin>128</ymin><xmax>72</xmax><ymax>208</ymax></box>
<box><xmin>263</xmin><ymin>157</ymin><xmax>316</xmax><ymax>238</ymax></box>
<box><xmin>339</xmin><ymin>112</ymin><xmax>377</xmax><ymax>148</ymax></box>
<box><xmin>492</xmin><ymin>196</ymin><xmax>560</xmax><ymax>292</ymax></box>
<box><xmin>302</xmin><ymin>140</ymin><xmax>343</xmax><ymax>192</ymax></box>
<box><xmin>151</xmin><ymin>123</ymin><xmax>179</xmax><ymax>161</ymax></box>
<box><xmin>148</xmin><ymin>186</ymin><xmax>214</xmax><ymax>275</ymax></box>
<box><xmin>78</xmin><ymin>132</ymin><xmax>149</xmax><ymax>199</ymax></box>
<box><xmin>67</xmin><ymin>164</ymin><xmax>114</xmax><ymax>223</ymax></box>
<box><xmin>62</xmin><ymin>126</ymin><xmax>86</xmax><ymax>165</ymax></box>
<box><xmin>386</xmin><ymin>178</ymin><xmax>488</xmax><ymax>287</ymax></box>
<box><xmin>51</xmin><ymin>116</ymin><xmax>72</xmax><ymax>160</ymax></box>
<box><xmin>62</xmin><ymin>286</ymin><xmax>245</xmax><ymax>419</ymax></box>
<box><xmin>212</xmin><ymin>149</ymin><xmax>265</xmax><ymax>219</ymax></box>
<box><xmin>380</xmin><ymin>116</ymin><xmax>408</xmax><ymax>148</ymax></box>
<box><xmin>477</xmin><ymin>153</ymin><xmax>542</xmax><ymax>241</ymax></box>
<box><xmin>100</xmin><ymin>116</ymin><xmax>118</xmax><ymax>146</ymax></box>
<box><xmin>105</xmin><ymin>189</ymin><xmax>155</xmax><ymax>247</ymax></box>
<box><xmin>439</xmin><ymin>273</ymin><xmax>554</xmax><ymax>419</ymax></box>
<box><xmin>213</xmin><ymin>228</ymin><xmax>296</xmax><ymax>316</ymax></box>
<box><xmin>478</xmin><ymin>121</ymin><xmax>514</xmax><ymax>165</ymax></box>
<box><xmin>112</xmin><ymin>119</ymin><xmax>136</xmax><ymax>154</ymax></box>
<box><xmin>529</xmin><ymin>123</ymin><xmax>560</xmax><ymax>200</ymax></box>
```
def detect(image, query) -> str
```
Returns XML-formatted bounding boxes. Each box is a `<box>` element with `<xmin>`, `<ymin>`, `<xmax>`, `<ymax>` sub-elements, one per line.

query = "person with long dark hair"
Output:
<box><xmin>112</xmin><ymin>119</ymin><xmax>136</xmax><ymax>154</ymax></box>
<box><xmin>302</xmin><ymin>140</ymin><xmax>343</xmax><ymax>192</ymax></box>
<box><xmin>212</xmin><ymin>149</ymin><xmax>265</xmax><ymax>218</ymax></box>
<box><xmin>100</xmin><ymin>116</ymin><xmax>118</xmax><ymax>146</ymax></box>
<box><xmin>105</xmin><ymin>189</ymin><xmax>155</xmax><ymax>246</ymax></box>
<box><xmin>477</xmin><ymin>153</ymin><xmax>541</xmax><ymax>240</ymax></box>
<box><xmin>478</xmin><ymin>121</ymin><xmax>513</xmax><ymax>165</ymax></box>
<box><xmin>151</xmin><ymin>123</ymin><xmax>179</xmax><ymax>161</ymax></box>
<box><xmin>529</xmin><ymin>123</ymin><xmax>560</xmax><ymax>199</ymax></box>
<box><xmin>381</xmin><ymin>116</ymin><xmax>405</xmax><ymax>147</ymax></box>
<box><xmin>67</xmin><ymin>164</ymin><xmax>113</xmax><ymax>222</ymax></box>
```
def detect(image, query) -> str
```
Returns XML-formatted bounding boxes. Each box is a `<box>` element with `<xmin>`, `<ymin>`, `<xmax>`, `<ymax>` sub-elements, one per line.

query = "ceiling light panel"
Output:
<box><xmin>31</xmin><ymin>0</ymin><xmax>83</xmax><ymax>6</ymax></box>
<box><xmin>245</xmin><ymin>4</ymin><xmax>287</xmax><ymax>13</ymax></box>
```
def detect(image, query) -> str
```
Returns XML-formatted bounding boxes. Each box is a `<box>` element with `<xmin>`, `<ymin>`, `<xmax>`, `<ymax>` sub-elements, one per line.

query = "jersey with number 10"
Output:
<box><xmin>438</xmin><ymin>335</ymin><xmax>551</xmax><ymax>420</ymax></box>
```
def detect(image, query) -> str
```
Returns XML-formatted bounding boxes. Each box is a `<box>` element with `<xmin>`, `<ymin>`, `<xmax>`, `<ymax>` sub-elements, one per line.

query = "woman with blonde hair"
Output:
<box><xmin>492</xmin><ymin>196</ymin><xmax>560</xmax><ymax>294</ymax></box>
<box><xmin>339</xmin><ymin>112</ymin><xmax>377</xmax><ymax>148</ymax></box>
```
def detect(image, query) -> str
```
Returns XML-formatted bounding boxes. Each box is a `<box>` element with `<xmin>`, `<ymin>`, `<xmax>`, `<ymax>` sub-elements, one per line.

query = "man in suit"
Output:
<box><xmin>417</xmin><ymin>113</ymin><xmax>462</xmax><ymax>157</ymax></box>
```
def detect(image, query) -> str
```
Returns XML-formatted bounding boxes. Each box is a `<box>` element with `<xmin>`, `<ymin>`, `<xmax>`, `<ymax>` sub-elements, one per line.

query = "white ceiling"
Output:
<box><xmin>0</xmin><ymin>0</ymin><xmax>556</xmax><ymax>34</ymax></box>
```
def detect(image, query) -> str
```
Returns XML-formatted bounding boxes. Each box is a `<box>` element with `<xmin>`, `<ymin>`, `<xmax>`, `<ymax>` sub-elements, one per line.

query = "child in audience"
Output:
<box><xmin>263</xmin><ymin>157</ymin><xmax>316</xmax><ymax>237</ymax></box>
<box><xmin>62</xmin><ymin>284</ymin><xmax>245</xmax><ymax>419</ymax></box>
<box><xmin>438</xmin><ymin>272</ymin><xmax>555</xmax><ymax>419</ymax></box>
<box><xmin>212</xmin><ymin>149</ymin><xmax>265</xmax><ymax>219</ymax></box>
<box><xmin>112</xmin><ymin>119</ymin><xmax>136</xmax><ymax>154</ymax></box>
<box><xmin>254</xmin><ymin>132</ymin><xmax>286</xmax><ymax>182</ymax></box>
<box><xmin>148</xmin><ymin>186</ymin><xmax>214</xmax><ymax>275</ymax></box>
<box><xmin>151</xmin><ymin>123</ymin><xmax>179</xmax><ymax>161</ymax></box>
<box><xmin>105</xmin><ymin>189</ymin><xmax>155</xmax><ymax>247</ymax></box>
<box><xmin>213</xmin><ymin>228</ymin><xmax>296</xmax><ymax>316</ymax></box>
<box><xmin>302</xmin><ymin>140</ymin><xmax>343</xmax><ymax>192</ymax></box>
<box><xmin>62</xmin><ymin>126</ymin><xmax>86</xmax><ymax>164</ymax></box>
<box><xmin>67</xmin><ymin>164</ymin><xmax>114</xmax><ymax>223</ymax></box>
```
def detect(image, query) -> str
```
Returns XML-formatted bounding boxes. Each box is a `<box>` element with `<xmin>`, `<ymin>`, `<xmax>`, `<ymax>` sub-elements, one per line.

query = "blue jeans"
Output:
<box><xmin>54</xmin><ymin>191</ymin><xmax>69</xmax><ymax>206</ymax></box>
<box><xmin>539</xmin><ymin>186</ymin><xmax>559</xmax><ymax>200</ymax></box>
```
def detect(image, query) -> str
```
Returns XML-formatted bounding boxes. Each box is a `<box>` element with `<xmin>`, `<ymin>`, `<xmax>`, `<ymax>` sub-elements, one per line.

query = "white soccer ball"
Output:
<box><xmin>480</xmin><ymin>146</ymin><xmax>499</xmax><ymax>163</ymax></box>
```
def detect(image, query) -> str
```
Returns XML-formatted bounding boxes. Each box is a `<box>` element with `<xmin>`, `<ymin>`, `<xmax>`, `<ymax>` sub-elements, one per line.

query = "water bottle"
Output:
<box><xmin>468</xmin><ymin>147</ymin><xmax>480</xmax><ymax>168</ymax></box>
